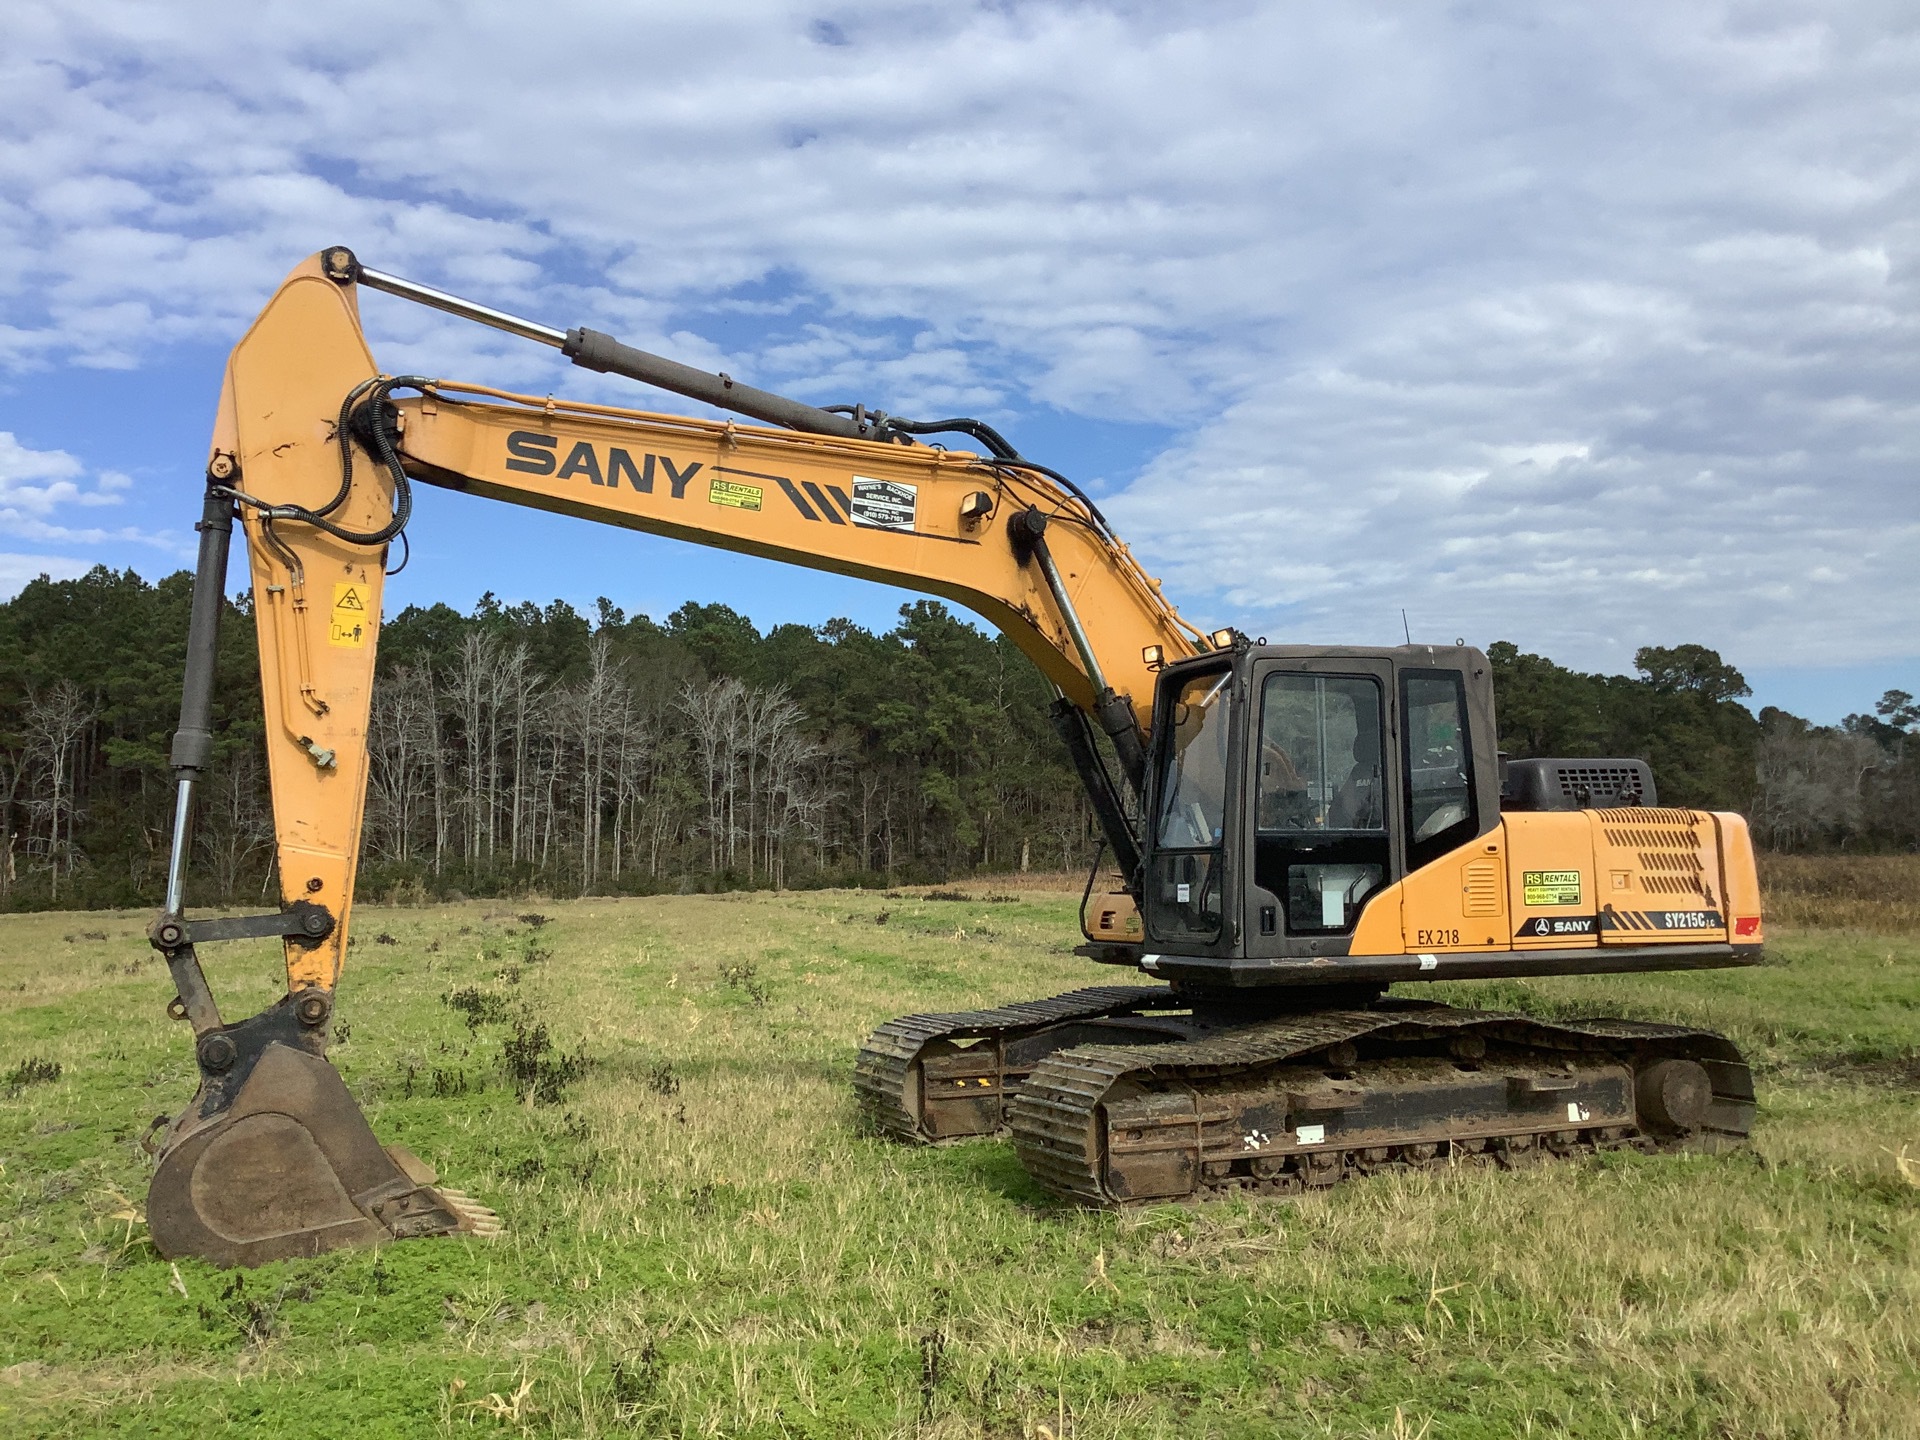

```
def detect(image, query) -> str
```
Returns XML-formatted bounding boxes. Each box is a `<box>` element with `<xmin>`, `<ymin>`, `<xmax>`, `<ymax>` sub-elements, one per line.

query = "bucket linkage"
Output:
<box><xmin>144</xmin><ymin>474</ymin><xmax>496</xmax><ymax>1268</ymax></box>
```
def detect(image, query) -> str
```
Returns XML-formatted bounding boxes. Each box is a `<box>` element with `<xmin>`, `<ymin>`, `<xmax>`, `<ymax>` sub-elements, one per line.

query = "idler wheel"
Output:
<box><xmin>1635</xmin><ymin>1058</ymin><xmax>1712</xmax><ymax>1134</ymax></box>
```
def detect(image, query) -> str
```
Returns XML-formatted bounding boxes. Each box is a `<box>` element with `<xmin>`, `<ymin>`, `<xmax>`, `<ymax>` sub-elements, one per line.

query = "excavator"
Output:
<box><xmin>144</xmin><ymin>248</ymin><xmax>1762</xmax><ymax>1266</ymax></box>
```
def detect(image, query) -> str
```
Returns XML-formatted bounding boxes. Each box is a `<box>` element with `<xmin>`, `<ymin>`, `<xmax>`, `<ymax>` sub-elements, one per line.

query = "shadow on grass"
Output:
<box><xmin>903</xmin><ymin>1134</ymin><xmax>1062</xmax><ymax>1208</ymax></box>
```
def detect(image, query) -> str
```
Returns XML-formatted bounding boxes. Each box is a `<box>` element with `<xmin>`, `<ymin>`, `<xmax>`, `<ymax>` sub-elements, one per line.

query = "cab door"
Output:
<box><xmin>1241</xmin><ymin>658</ymin><xmax>1398</xmax><ymax>959</ymax></box>
<box><xmin>1142</xmin><ymin>663</ymin><xmax>1240</xmax><ymax>952</ymax></box>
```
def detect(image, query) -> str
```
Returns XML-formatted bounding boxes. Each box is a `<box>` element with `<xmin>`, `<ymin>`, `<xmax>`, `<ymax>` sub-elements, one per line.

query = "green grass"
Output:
<box><xmin>1</xmin><ymin>890</ymin><xmax>1917</xmax><ymax>1437</ymax></box>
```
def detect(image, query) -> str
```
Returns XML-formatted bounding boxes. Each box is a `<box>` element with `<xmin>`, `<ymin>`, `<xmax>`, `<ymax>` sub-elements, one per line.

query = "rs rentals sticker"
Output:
<box><xmin>849</xmin><ymin>477</ymin><xmax>916</xmax><ymax>530</ymax></box>
<box><xmin>1522</xmin><ymin>869</ymin><xmax>1583</xmax><ymax>906</ymax></box>
<box><xmin>708</xmin><ymin>477</ymin><xmax>763</xmax><ymax>511</ymax></box>
<box><xmin>329</xmin><ymin>582</ymin><xmax>369</xmax><ymax>648</ymax></box>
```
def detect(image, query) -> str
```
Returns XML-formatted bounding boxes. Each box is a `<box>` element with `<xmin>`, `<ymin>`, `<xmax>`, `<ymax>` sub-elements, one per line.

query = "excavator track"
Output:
<box><xmin>1011</xmin><ymin>1001</ymin><xmax>1752</xmax><ymax>1206</ymax></box>
<box><xmin>855</xmin><ymin>985</ymin><xmax>1180</xmax><ymax>1142</ymax></box>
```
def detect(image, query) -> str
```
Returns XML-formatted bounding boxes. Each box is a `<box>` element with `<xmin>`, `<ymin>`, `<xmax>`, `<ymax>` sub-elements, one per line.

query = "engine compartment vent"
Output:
<box><xmin>1500</xmin><ymin>758</ymin><xmax>1657</xmax><ymax>812</ymax></box>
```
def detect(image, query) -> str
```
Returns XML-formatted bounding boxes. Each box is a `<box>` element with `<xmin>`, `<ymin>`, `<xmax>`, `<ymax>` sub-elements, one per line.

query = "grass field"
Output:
<box><xmin>1</xmin><ymin>870</ymin><xmax>1917</xmax><ymax>1438</ymax></box>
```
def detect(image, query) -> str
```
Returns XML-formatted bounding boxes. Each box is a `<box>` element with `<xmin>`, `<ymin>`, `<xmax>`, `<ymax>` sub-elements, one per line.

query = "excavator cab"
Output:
<box><xmin>1134</xmin><ymin>643</ymin><xmax>1503</xmax><ymax>977</ymax></box>
<box><xmin>1120</xmin><ymin>639</ymin><xmax>1759</xmax><ymax>991</ymax></box>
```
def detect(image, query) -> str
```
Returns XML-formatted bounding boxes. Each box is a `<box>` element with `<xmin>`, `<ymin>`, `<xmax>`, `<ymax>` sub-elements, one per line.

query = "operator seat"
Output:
<box><xmin>1328</xmin><ymin>733</ymin><xmax>1383</xmax><ymax>830</ymax></box>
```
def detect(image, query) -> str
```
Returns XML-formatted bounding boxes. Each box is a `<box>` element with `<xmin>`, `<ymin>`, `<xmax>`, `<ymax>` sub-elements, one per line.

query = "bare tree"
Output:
<box><xmin>759</xmin><ymin>697</ymin><xmax>829</xmax><ymax>887</ymax></box>
<box><xmin>501</xmin><ymin>644</ymin><xmax>542</xmax><ymax>865</ymax></box>
<box><xmin>0</xmin><ymin>739</ymin><xmax>24</xmax><ymax>904</ymax></box>
<box><xmin>1752</xmin><ymin>725</ymin><xmax>1883</xmax><ymax>850</ymax></box>
<box><xmin>679</xmin><ymin>677</ymin><xmax>746</xmax><ymax>875</ymax></box>
<box><xmin>367</xmin><ymin>665</ymin><xmax>441</xmax><ymax>865</ymax></box>
<box><xmin>556</xmin><ymin>634</ymin><xmax>630</xmax><ymax>889</ymax></box>
<box><xmin>22</xmin><ymin>681</ymin><xmax>93</xmax><ymax>900</ymax></box>
<box><xmin>426</xmin><ymin>663</ymin><xmax>451</xmax><ymax>875</ymax></box>
<box><xmin>448</xmin><ymin>631</ymin><xmax>541</xmax><ymax>866</ymax></box>
<box><xmin>198</xmin><ymin>741</ymin><xmax>274</xmax><ymax>899</ymax></box>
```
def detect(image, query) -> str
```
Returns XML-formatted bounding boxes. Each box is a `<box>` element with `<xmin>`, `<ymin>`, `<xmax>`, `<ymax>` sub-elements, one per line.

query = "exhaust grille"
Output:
<box><xmin>1550</xmin><ymin>766</ymin><xmax>1648</xmax><ymax>803</ymax></box>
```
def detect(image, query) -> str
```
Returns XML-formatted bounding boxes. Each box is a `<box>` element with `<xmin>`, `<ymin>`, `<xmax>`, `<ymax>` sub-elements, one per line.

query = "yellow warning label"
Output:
<box><xmin>1522</xmin><ymin>870</ymin><xmax>1582</xmax><ymax>906</ymax></box>
<box><xmin>707</xmin><ymin>477</ymin><xmax>762</xmax><ymax>511</ymax></box>
<box><xmin>329</xmin><ymin>582</ymin><xmax>370</xmax><ymax>648</ymax></box>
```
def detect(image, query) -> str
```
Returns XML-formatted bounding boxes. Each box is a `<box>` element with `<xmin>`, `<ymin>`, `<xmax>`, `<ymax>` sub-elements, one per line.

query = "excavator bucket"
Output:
<box><xmin>146</xmin><ymin>992</ymin><xmax>499</xmax><ymax>1268</ymax></box>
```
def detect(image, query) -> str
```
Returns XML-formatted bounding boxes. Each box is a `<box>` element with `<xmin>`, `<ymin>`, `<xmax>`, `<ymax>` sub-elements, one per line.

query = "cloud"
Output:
<box><xmin>0</xmin><ymin>432</ymin><xmax>184</xmax><ymax>554</ymax></box>
<box><xmin>0</xmin><ymin>430</ymin><xmax>85</xmax><ymax>512</ymax></box>
<box><xmin>0</xmin><ymin>552</ymin><xmax>90</xmax><ymax>598</ymax></box>
<box><xmin>1111</xmin><ymin>235</ymin><xmax>1920</xmax><ymax>666</ymax></box>
<box><xmin>1</xmin><ymin>2</ymin><xmax>1917</xmax><ymax>671</ymax></box>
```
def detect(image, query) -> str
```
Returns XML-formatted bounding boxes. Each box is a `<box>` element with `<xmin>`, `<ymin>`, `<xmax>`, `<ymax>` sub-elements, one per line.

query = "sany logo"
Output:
<box><xmin>1516</xmin><ymin>914</ymin><xmax>1597</xmax><ymax>940</ymax></box>
<box><xmin>500</xmin><ymin>430</ymin><xmax>872</xmax><ymax>528</ymax></box>
<box><xmin>504</xmin><ymin>432</ymin><xmax>703</xmax><ymax>496</ymax></box>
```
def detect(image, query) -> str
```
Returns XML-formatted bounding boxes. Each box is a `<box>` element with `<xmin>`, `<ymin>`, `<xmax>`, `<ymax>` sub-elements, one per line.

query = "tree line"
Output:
<box><xmin>0</xmin><ymin>567</ymin><xmax>1084</xmax><ymax>910</ymax></box>
<box><xmin>0</xmin><ymin>567</ymin><xmax>1912</xmax><ymax>911</ymax></box>
<box><xmin>1487</xmin><ymin>640</ymin><xmax>1920</xmax><ymax>852</ymax></box>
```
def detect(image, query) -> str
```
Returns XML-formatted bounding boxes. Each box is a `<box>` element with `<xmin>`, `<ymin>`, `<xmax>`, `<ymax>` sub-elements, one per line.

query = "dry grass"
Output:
<box><xmin>885</xmin><ymin>871</ymin><xmax>1097</xmax><ymax>896</ymax></box>
<box><xmin>1759</xmin><ymin>853</ymin><xmax>1920</xmax><ymax>933</ymax></box>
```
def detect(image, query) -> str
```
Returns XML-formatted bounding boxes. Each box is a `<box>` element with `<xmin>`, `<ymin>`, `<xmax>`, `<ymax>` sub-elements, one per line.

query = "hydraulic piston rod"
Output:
<box><xmin>1008</xmin><ymin>506</ymin><xmax>1149</xmax><ymax>792</ymax></box>
<box><xmin>353</xmin><ymin>264</ymin><xmax>568</xmax><ymax>348</ymax></box>
<box><xmin>150</xmin><ymin>473</ymin><xmax>238</xmax><ymax>1037</ymax></box>
<box><xmin>323</xmin><ymin>246</ymin><xmax>883</xmax><ymax>443</ymax></box>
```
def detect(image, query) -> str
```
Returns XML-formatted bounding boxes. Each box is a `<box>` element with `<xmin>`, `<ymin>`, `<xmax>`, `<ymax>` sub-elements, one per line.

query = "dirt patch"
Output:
<box><xmin>1803</xmin><ymin>1050</ymin><xmax>1920</xmax><ymax>1088</ymax></box>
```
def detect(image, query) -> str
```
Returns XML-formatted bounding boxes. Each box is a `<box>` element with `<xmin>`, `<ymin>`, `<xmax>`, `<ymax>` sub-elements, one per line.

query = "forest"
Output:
<box><xmin>0</xmin><ymin>565</ymin><xmax>1913</xmax><ymax>911</ymax></box>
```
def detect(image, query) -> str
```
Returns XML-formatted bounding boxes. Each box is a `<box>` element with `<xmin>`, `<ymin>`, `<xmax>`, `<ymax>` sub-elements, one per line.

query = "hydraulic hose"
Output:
<box><xmin>215</xmin><ymin>376</ymin><xmax>421</xmax><ymax>550</ymax></box>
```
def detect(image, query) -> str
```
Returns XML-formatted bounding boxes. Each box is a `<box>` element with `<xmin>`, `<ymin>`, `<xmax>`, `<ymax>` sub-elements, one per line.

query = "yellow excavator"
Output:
<box><xmin>145</xmin><ymin>248</ymin><xmax>1762</xmax><ymax>1265</ymax></box>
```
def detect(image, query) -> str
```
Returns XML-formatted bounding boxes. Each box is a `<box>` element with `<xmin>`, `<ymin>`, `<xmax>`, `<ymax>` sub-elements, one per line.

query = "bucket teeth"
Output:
<box><xmin>434</xmin><ymin>1189</ymin><xmax>505</xmax><ymax>1237</ymax></box>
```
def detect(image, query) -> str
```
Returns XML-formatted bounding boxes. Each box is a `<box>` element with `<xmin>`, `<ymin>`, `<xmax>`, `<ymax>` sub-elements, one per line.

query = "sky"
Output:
<box><xmin>2</xmin><ymin>1</ymin><xmax>1916</xmax><ymax>724</ymax></box>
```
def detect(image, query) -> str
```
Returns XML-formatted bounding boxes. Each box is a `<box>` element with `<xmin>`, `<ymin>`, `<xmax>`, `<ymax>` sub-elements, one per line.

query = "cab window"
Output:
<box><xmin>1148</xmin><ymin>668</ymin><xmax>1234</xmax><ymax>941</ymax></box>
<box><xmin>1257</xmin><ymin>674</ymin><xmax>1386</xmax><ymax>833</ymax></box>
<box><xmin>1402</xmin><ymin>670</ymin><xmax>1477</xmax><ymax>868</ymax></box>
<box><xmin>1155</xmin><ymin>669</ymin><xmax>1233</xmax><ymax>849</ymax></box>
<box><xmin>1254</xmin><ymin>673</ymin><xmax>1387</xmax><ymax>935</ymax></box>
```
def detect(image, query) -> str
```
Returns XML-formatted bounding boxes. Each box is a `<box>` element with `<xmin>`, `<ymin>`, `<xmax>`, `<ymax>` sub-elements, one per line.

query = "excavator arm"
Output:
<box><xmin>145</xmin><ymin>248</ymin><xmax>1205</xmax><ymax>1265</ymax></box>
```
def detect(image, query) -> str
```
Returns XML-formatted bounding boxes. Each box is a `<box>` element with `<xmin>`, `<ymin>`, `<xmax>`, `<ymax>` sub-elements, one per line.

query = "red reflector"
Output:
<box><xmin>1734</xmin><ymin>916</ymin><xmax>1760</xmax><ymax>937</ymax></box>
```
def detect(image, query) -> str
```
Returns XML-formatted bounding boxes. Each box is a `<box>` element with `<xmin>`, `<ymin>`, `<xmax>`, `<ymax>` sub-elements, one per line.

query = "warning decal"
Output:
<box><xmin>707</xmin><ymin>477</ymin><xmax>763</xmax><ymax>511</ymax></box>
<box><xmin>849</xmin><ymin>477</ymin><xmax>916</xmax><ymax>531</ymax></box>
<box><xmin>1522</xmin><ymin>870</ymin><xmax>1582</xmax><ymax>906</ymax></box>
<box><xmin>329</xmin><ymin>582</ymin><xmax>370</xmax><ymax>648</ymax></box>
